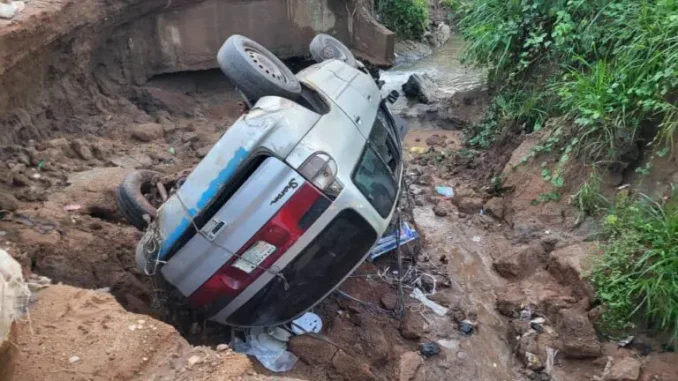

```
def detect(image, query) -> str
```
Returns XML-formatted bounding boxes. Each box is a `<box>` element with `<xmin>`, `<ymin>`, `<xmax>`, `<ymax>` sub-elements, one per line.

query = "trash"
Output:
<box><xmin>68</xmin><ymin>356</ymin><xmax>80</xmax><ymax>364</ymax></box>
<box><xmin>437</xmin><ymin>338</ymin><xmax>459</xmax><ymax>350</ymax></box>
<box><xmin>458</xmin><ymin>319</ymin><xmax>475</xmax><ymax>336</ymax></box>
<box><xmin>368</xmin><ymin>222</ymin><xmax>419</xmax><ymax>261</ymax></box>
<box><xmin>37</xmin><ymin>160</ymin><xmax>45</xmax><ymax>170</ymax></box>
<box><xmin>410</xmin><ymin>287</ymin><xmax>448</xmax><ymax>316</ymax></box>
<box><xmin>409</xmin><ymin>146</ymin><xmax>427</xmax><ymax>154</ymax></box>
<box><xmin>545</xmin><ymin>347</ymin><xmax>558</xmax><ymax>375</ymax></box>
<box><xmin>419</xmin><ymin>342</ymin><xmax>441</xmax><ymax>357</ymax></box>
<box><xmin>0</xmin><ymin>1</ymin><xmax>24</xmax><ymax>19</ymax></box>
<box><xmin>472</xmin><ymin>236</ymin><xmax>481</xmax><ymax>242</ymax></box>
<box><xmin>525</xmin><ymin>352</ymin><xmax>543</xmax><ymax>371</ymax></box>
<box><xmin>64</xmin><ymin>204</ymin><xmax>82</xmax><ymax>211</ymax></box>
<box><xmin>31</xmin><ymin>173</ymin><xmax>41</xmax><ymax>179</ymax></box>
<box><xmin>290</xmin><ymin>312</ymin><xmax>322</xmax><ymax>335</ymax></box>
<box><xmin>267</xmin><ymin>327</ymin><xmax>292</xmax><ymax>342</ymax></box>
<box><xmin>232</xmin><ymin>327</ymin><xmax>298</xmax><ymax>372</ymax></box>
<box><xmin>618</xmin><ymin>335</ymin><xmax>634</xmax><ymax>348</ymax></box>
<box><xmin>435</xmin><ymin>185</ymin><xmax>455</xmax><ymax>198</ymax></box>
<box><xmin>520</xmin><ymin>307</ymin><xmax>532</xmax><ymax>320</ymax></box>
<box><xmin>169</xmin><ymin>147</ymin><xmax>176</xmax><ymax>155</ymax></box>
<box><xmin>530</xmin><ymin>317</ymin><xmax>545</xmax><ymax>333</ymax></box>
<box><xmin>1</xmin><ymin>249</ymin><xmax>30</xmax><ymax>343</ymax></box>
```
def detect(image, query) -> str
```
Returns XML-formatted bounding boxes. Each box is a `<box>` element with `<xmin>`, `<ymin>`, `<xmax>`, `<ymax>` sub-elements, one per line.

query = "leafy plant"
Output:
<box><xmin>572</xmin><ymin>170</ymin><xmax>608</xmax><ymax>217</ymax></box>
<box><xmin>456</xmin><ymin>0</ymin><xmax>678</xmax><ymax>163</ymax></box>
<box><xmin>591</xmin><ymin>194</ymin><xmax>678</xmax><ymax>342</ymax></box>
<box><xmin>379</xmin><ymin>0</ymin><xmax>430</xmax><ymax>39</ymax></box>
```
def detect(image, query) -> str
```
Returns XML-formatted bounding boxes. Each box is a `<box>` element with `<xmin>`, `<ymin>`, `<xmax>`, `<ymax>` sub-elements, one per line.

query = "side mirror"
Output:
<box><xmin>386</xmin><ymin>90</ymin><xmax>399</xmax><ymax>104</ymax></box>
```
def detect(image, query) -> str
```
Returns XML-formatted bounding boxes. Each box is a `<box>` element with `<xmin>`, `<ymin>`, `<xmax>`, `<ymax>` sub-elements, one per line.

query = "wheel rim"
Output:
<box><xmin>245</xmin><ymin>47</ymin><xmax>289</xmax><ymax>84</ymax></box>
<box><xmin>321</xmin><ymin>44</ymin><xmax>348</xmax><ymax>62</ymax></box>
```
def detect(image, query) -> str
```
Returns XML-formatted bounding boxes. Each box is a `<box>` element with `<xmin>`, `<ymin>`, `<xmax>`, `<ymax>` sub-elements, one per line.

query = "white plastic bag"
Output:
<box><xmin>0</xmin><ymin>1</ymin><xmax>25</xmax><ymax>20</ymax></box>
<box><xmin>232</xmin><ymin>327</ymin><xmax>298</xmax><ymax>372</ymax></box>
<box><xmin>0</xmin><ymin>249</ymin><xmax>30</xmax><ymax>342</ymax></box>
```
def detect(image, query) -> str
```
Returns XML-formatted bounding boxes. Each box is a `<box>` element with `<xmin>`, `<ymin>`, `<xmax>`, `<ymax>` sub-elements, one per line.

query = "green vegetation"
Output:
<box><xmin>451</xmin><ymin>0</ymin><xmax>678</xmax><ymax>340</ymax></box>
<box><xmin>378</xmin><ymin>0</ymin><xmax>430</xmax><ymax>39</ymax></box>
<box><xmin>591</xmin><ymin>193</ymin><xmax>678</xmax><ymax>342</ymax></box>
<box><xmin>456</xmin><ymin>0</ymin><xmax>678</xmax><ymax>161</ymax></box>
<box><xmin>572</xmin><ymin>171</ymin><xmax>608</xmax><ymax>218</ymax></box>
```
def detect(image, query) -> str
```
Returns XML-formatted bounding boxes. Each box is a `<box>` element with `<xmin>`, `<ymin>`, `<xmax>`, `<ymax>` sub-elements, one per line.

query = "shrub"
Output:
<box><xmin>379</xmin><ymin>0</ymin><xmax>430</xmax><ymax>39</ymax></box>
<box><xmin>591</xmin><ymin>193</ymin><xmax>678</xmax><ymax>342</ymax></box>
<box><xmin>456</xmin><ymin>0</ymin><xmax>678</xmax><ymax>162</ymax></box>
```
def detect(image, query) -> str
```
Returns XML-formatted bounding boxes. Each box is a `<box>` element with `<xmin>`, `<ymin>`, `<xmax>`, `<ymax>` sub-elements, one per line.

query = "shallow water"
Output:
<box><xmin>381</xmin><ymin>33</ymin><xmax>485</xmax><ymax>99</ymax></box>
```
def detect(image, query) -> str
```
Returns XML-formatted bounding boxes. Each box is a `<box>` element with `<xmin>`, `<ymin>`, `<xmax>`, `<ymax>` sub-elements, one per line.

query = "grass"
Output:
<box><xmin>591</xmin><ymin>193</ymin><xmax>678</xmax><ymax>342</ymax></box>
<box><xmin>452</xmin><ymin>0</ymin><xmax>678</xmax><ymax>341</ymax></box>
<box><xmin>572</xmin><ymin>170</ymin><xmax>608</xmax><ymax>218</ymax></box>
<box><xmin>378</xmin><ymin>0</ymin><xmax>430</xmax><ymax>39</ymax></box>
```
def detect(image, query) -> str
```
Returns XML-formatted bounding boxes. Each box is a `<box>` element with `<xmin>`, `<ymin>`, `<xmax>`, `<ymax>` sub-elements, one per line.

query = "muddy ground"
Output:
<box><xmin>2</xmin><ymin>1</ymin><xmax>678</xmax><ymax>381</ymax></box>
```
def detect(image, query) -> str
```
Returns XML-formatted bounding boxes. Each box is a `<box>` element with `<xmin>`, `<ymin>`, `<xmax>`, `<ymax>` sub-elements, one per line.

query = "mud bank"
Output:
<box><xmin>1</xmin><ymin>7</ymin><xmax>677</xmax><ymax>381</ymax></box>
<box><xmin>0</xmin><ymin>0</ymin><xmax>393</xmax><ymax>146</ymax></box>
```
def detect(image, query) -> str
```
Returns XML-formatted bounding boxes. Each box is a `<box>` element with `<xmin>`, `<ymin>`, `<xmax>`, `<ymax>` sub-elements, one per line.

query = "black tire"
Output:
<box><xmin>217</xmin><ymin>35</ymin><xmax>301</xmax><ymax>103</ymax></box>
<box><xmin>309</xmin><ymin>34</ymin><xmax>358</xmax><ymax>68</ymax></box>
<box><xmin>116</xmin><ymin>170</ymin><xmax>160</xmax><ymax>231</ymax></box>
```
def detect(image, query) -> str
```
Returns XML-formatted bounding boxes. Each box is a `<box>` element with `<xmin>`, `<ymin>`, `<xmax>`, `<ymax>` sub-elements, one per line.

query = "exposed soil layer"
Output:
<box><xmin>2</xmin><ymin>3</ymin><xmax>678</xmax><ymax>380</ymax></box>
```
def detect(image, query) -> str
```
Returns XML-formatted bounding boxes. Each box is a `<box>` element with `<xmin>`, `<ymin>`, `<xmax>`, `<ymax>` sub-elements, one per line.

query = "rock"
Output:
<box><xmin>134</xmin><ymin>86</ymin><xmax>198</xmax><ymax>116</ymax></box>
<box><xmin>402</xmin><ymin>73</ymin><xmax>438</xmax><ymax>104</ymax></box>
<box><xmin>556</xmin><ymin>308</ymin><xmax>602</xmax><ymax>358</ymax></box>
<box><xmin>216</xmin><ymin>344</ymin><xmax>228</xmax><ymax>352</ymax></box>
<box><xmin>607</xmin><ymin>357</ymin><xmax>641</xmax><ymax>381</ymax></box>
<box><xmin>484</xmin><ymin>197</ymin><xmax>505</xmax><ymax>219</ymax></box>
<box><xmin>0</xmin><ymin>192</ymin><xmax>19</xmax><ymax>211</ymax></box>
<box><xmin>332</xmin><ymin>350</ymin><xmax>376</xmax><ymax>381</ymax></box>
<box><xmin>419</xmin><ymin>342</ymin><xmax>441</xmax><ymax>357</ymax></box>
<box><xmin>12</xmin><ymin>173</ymin><xmax>32</xmax><ymax>187</ymax></box>
<box><xmin>548</xmin><ymin>243</ymin><xmax>600</xmax><ymax>300</ymax></box>
<box><xmin>186</xmin><ymin>355</ymin><xmax>201</xmax><ymax>367</ymax></box>
<box><xmin>131</xmin><ymin>123</ymin><xmax>164</xmax><ymax>142</ymax></box>
<box><xmin>452</xmin><ymin>196</ymin><xmax>484</xmax><ymax>214</ymax></box>
<box><xmin>196</xmin><ymin>146</ymin><xmax>211</xmax><ymax>158</ymax></box>
<box><xmin>400</xmin><ymin>311</ymin><xmax>425</xmax><ymax>340</ymax></box>
<box><xmin>433</xmin><ymin>202</ymin><xmax>450</xmax><ymax>217</ymax></box>
<box><xmin>68</xmin><ymin>356</ymin><xmax>80</xmax><ymax>364</ymax></box>
<box><xmin>380</xmin><ymin>293</ymin><xmax>398</xmax><ymax>311</ymax></box>
<box><xmin>588</xmin><ymin>305</ymin><xmax>604</xmax><ymax>323</ymax></box>
<box><xmin>425</xmin><ymin>134</ymin><xmax>446</xmax><ymax>147</ymax></box>
<box><xmin>416</xmin><ymin>173</ymin><xmax>433</xmax><ymax>186</ymax></box>
<box><xmin>492</xmin><ymin>244</ymin><xmax>546</xmax><ymax>279</ymax></box>
<box><xmin>288</xmin><ymin>334</ymin><xmax>337</xmax><ymax>365</ymax></box>
<box><xmin>26</xmin><ymin>148</ymin><xmax>46</xmax><ymax>167</ymax></box>
<box><xmin>71</xmin><ymin>140</ymin><xmax>93</xmax><ymax>160</ymax></box>
<box><xmin>426</xmin><ymin>23</ymin><xmax>451</xmax><ymax>47</ymax></box>
<box><xmin>458</xmin><ymin>320</ymin><xmax>475</xmax><ymax>336</ymax></box>
<box><xmin>399</xmin><ymin>351</ymin><xmax>423</xmax><ymax>381</ymax></box>
<box><xmin>458</xmin><ymin>212</ymin><xmax>467</xmax><ymax>218</ymax></box>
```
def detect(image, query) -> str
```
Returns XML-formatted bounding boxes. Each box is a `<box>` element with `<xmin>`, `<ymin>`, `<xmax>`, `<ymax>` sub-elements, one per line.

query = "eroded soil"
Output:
<box><xmin>1</xmin><ymin>3</ymin><xmax>677</xmax><ymax>381</ymax></box>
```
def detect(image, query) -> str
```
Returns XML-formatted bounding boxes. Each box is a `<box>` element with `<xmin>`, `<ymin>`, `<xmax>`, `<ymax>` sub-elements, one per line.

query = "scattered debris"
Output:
<box><xmin>458</xmin><ymin>320</ymin><xmax>475</xmax><ymax>336</ymax></box>
<box><xmin>290</xmin><ymin>312</ymin><xmax>323</xmax><ymax>335</ymax></box>
<box><xmin>419</xmin><ymin>342</ymin><xmax>441</xmax><ymax>357</ymax></box>
<box><xmin>0</xmin><ymin>1</ymin><xmax>24</xmax><ymax>19</ymax></box>
<box><xmin>63</xmin><ymin>204</ymin><xmax>82</xmax><ymax>211</ymax></box>
<box><xmin>435</xmin><ymin>185</ymin><xmax>454</xmax><ymax>198</ymax></box>
<box><xmin>369</xmin><ymin>222</ymin><xmax>419</xmax><ymax>261</ymax></box>
<box><xmin>232</xmin><ymin>327</ymin><xmax>298</xmax><ymax>372</ymax></box>
<box><xmin>618</xmin><ymin>335</ymin><xmax>635</xmax><ymax>348</ymax></box>
<box><xmin>410</xmin><ymin>287</ymin><xmax>448</xmax><ymax>316</ymax></box>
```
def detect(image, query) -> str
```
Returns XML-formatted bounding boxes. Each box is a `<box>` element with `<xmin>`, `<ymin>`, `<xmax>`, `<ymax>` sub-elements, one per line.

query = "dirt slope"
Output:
<box><xmin>11</xmin><ymin>284</ymin><xmax>305</xmax><ymax>381</ymax></box>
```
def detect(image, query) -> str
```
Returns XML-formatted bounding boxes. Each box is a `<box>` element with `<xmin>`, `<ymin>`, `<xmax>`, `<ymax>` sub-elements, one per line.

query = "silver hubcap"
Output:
<box><xmin>245</xmin><ymin>48</ymin><xmax>286</xmax><ymax>83</ymax></box>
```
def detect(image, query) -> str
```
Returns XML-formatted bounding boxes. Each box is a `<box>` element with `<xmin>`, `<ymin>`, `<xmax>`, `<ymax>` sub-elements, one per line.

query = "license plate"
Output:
<box><xmin>232</xmin><ymin>241</ymin><xmax>277</xmax><ymax>274</ymax></box>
